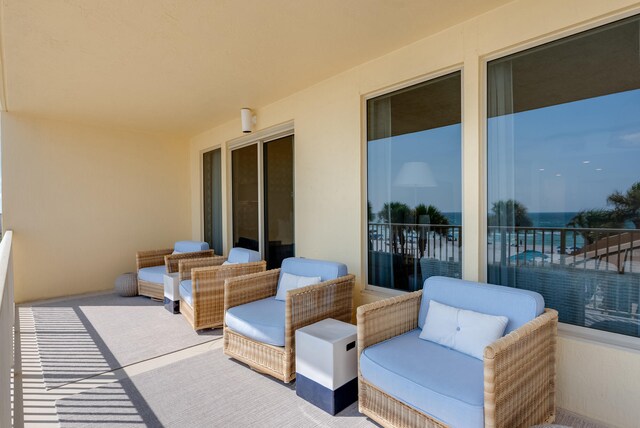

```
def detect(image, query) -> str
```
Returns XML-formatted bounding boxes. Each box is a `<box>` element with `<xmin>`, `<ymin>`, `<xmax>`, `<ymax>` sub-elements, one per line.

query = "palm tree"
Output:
<box><xmin>377</xmin><ymin>202</ymin><xmax>412</xmax><ymax>224</ymax></box>
<box><xmin>414</xmin><ymin>204</ymin><xmax>449</xmax><ymax>258</ymax></box>
<box><xmin>488</xmin><ymin>200</ymin><xmax>531</xmax><ymax>266</ymax></box>
<box><xmin>414</xmin><ymin>204</ymin><xmax>449</xmax><ymax>227</ymax></box>
<box><xmin>607</xmin><ymin>181</ymin><xmax>640</xmax><ymax>228</ymax></box>
<box><xmin>567</xmin><ymin>209</ymin><xmax>625</xmax><ymax>244</ymax></box>
<box><xmin>488</xmin><ymin>199</ymin><xmax>533</xmax><ymax>227</ymax></box>
<box><xmin>378</xmin><ymin>202</ymin><xmax>412</xmax><ymax>254</ymax></box>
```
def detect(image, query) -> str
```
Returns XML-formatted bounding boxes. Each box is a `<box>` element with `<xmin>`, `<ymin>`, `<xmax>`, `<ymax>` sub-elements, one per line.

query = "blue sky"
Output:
<box><xmin>489</xmin><ymin>88</ymin><xmax>640</xmax><ymax>213</ymax></box>
<box><xmin>367</xmin><ymin>88</ymin><xmax>640</xmax><ymax>217</ymax></box>
<box><xmin>367</xmin><ymin>124</ymin><xmax>462</xmax><ymax>214</ymax></box>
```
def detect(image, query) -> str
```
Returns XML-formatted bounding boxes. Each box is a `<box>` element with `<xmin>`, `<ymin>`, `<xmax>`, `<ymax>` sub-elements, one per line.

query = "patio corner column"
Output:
<box><xmin>461</xmin><ymin>25</ymin><xmax>483</xmax><ymax>282</ymax></box>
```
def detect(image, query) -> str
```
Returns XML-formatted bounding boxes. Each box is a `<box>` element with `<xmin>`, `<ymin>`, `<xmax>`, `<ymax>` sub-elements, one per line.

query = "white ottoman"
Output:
<box><xmin>295</xmin><ymin>318</ymin><xmax>358</xmax><ymax>415</ymax></box>
<box><xmin>163</xmin><ymin>273</ymin><xmax>180</xmax><ymax>314</ymax></box>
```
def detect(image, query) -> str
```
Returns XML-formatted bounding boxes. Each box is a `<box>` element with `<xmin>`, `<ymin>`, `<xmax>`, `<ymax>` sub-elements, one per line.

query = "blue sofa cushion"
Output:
<box><xmin>279</xmin><ymin>257</ymin><xmax>347</xmax><ymax>283</ymax></box>
<box><xmin>174</xmin><ymin>241</ymin><xmax>210</xmax><ymax>253</ymax></box>
<box><xmin>179</xmin><ymin>280</ymin><xmax>193</xmax><ymax>306</ymax></box>
<box><xmin>227</xmin><ymin>247</ymin><xmax>261</xmax><ymax>263</ymax></box>
<box><xmin>360</xmin><ymin>329</ymin><xmax>484</xmax><ymax>428</ymax></box>
<box><xmin>419</xmin><ymin>276</ymin><xmax>545</xmax><ymax>333</ymax></box>
<box><xmin>225</xmin><ymin>297</ymin><xmax>285</xmax><ymax>347</ymax></box>
<box><xmin>138</xmin><ymin>265</ymin><xmax>166</xmax><ymax>285</ymax></box>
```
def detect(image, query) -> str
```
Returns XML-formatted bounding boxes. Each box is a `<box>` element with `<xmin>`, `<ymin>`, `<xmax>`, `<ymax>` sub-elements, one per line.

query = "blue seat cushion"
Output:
<box><xmin>179</xmin><ymin>280</ymin><xmax>192</xmax><ymax>306</ymax></box>
<box><xmin>360</xmin><ymin>329</ymin><xmax>484</xmax><ymax>428</ymax></box>
<box><xmin>227</xmin><ymin>247</ymin><xmax>261</xmax><ymax>263</ymax></box>
<box><xmin>225</xmin><ymin>297</ymin><xmax>285</xmax><ymax>346</ymax></box>
<box><xmin>419</xmin><ymin>276</ymin><xmax>545</xmax><ymax>333</ymax></box>
<box><xmin>174</xmin><ymin>241</ymin><xmax>209</xmax><ymax>253</ymax></box>
<box><xmin>279</xmin><ymin>257</ymin><xmax>347</xmax><ymax>283</ymax></box>
<box><xmin>138</xmin><ymin>265</ymin><xmax>166</xmax><ymax>285</ymax></box>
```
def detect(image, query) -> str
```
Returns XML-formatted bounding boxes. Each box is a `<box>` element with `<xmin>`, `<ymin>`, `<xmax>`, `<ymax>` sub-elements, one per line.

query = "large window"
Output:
<box><xmin>366</xmin><ymin>71</ymin><xmax>462</xmax><ymax>291</ymax></box>
<box><xmin>487</xmin><ymin>15</ymin><xmax>640</xmax><ymax>338</ymax></box>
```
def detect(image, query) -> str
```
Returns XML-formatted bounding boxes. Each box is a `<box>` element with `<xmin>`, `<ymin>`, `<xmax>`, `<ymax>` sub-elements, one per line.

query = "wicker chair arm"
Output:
<box><xmin>136</xmin><ymin>248</ymin><xmax>173</xmax><ymax>271</ymax></box>
<box><xmin>165</xmin><ymin>250</ymin><xmax>215</xmax><ymax>273</ymax></box>
<box><xmin>356</xmin><ymin>290</ymin><xmax>422</xmax><ymax>357</ymax></box>
<box><xmin>224</xmin><ymin>268</ymin><xmax>280</xmax><ymax>312</ymax></box>
<box><xmin>192</xmin><ymin>261</ymin><xmax>267</xmax><ymax>294</ymax></box>
<box><xmin>285</xmin><ymin>274</ymin><xmax>356</xmax><ymax>350</ymax></box>
<box><xmin>483</xmin><ymin>308</ymin><xmax>558</xmax><ymax>428</ymax></box>
<box><xmin>179</xmin><ymin>256</ymin><xmax>226</xmax><ymax>281</ymax></box>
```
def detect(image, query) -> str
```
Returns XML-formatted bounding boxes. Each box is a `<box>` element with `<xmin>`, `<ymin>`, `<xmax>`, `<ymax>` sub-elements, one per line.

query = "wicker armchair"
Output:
<box><xmin>136</xmin><ymin>241</ymin><xmax>214</xmax><ymax>300</ymax></box>
<box><xmin>178</xmin><ymin>248</ymin><xmax>266</xmax><ymax>330</ymax></box>
<box><xmin>358</xmin><ymin>277</ymin><xmax>557</xmax><ymax>428</ymax></box>
<box><xmin>223</xmin><ymin>257</ymin><xmax>355</xmax><ymax>383</ymax></box>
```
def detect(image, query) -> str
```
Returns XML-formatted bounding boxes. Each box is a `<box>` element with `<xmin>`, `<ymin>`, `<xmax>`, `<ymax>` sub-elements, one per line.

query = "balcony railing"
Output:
<box><xmin>367</xmin><ymin>223</ymin><xmax>462</xmax><ymax>290</ymax></box>
<box><xmin>487</xmin><ymin>226</ymin><xmax>640</xmax><ymax>271</ymax></box>
<box><xmin>487</xmin><ymin>226</ymin><xmax>640</xmax><ymax>337</ymax></box>
<box><xmin>368</xmin><ymin>222</ymin><xmax>462</xmax><ymax>261</ymax></box>
<box><xmin>0</xmin><ymin>231</ymin><xmax>14</xmax><ymax>427</ymax></box>
<box><xmin>368</xmin><ymin>223</ymin><xmax>639</xmax><ymax>336</ymax></box>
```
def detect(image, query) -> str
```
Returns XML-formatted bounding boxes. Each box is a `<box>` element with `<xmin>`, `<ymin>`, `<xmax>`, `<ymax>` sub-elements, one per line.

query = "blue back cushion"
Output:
<box><xmin>227</xmin><ymin>247</ymin><xmax>261</xmax><ymax>263</ymax></box>
<box><xmin>279</xmin><ymin>257</ymin><xmax>348</xmax><ymax>282</ymax></box>
<box><xmin>174</xmin><ymin>241</ymin><xmax>209</xmax><ymax>253</ymax></box>
<box><xmin>418</xmin><ymin>276</ymin><xmax>545</xmax><ymax>334</ymax></box>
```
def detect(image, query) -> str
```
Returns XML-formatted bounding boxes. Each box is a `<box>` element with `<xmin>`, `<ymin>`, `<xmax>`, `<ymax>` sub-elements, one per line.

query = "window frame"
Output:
<box><xmin>480</xmin><ymin>10</ymin><xmax>640</xmax><ymax>350</ymax></box>
<box><xmin>226</xmin><ymin>120</ymin><xmax>295</xmax><ymax>259</ymax></box>
<box><xmin>361</xmin><ymin>66</ymin><xmax>465</xmax><ymax>294</ymax></box>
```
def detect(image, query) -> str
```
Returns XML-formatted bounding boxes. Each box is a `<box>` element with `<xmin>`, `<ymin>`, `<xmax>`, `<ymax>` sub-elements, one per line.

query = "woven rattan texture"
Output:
<box><xmin>357</xmin><ymin>291</ymin><xmax>558</xmax><ymax>428</ymax></box>
<box><xmin>223</xmin><ymin>270</ymin><xmax>355</xmax><ymax>383</ymax></box>
<box><xmin>135</xmin><ymin>248</ymin><xmax>216</xmax><ymax>299</ymax></box>
<box><xmin>165</xmin><ymin>250</ymin><xmax>215</xmax><ymax>273</ymax></box>
<box><xmin>181</xmin><ymin>260</ymin><xmax>267</xmax><ymax>330</ymax></box>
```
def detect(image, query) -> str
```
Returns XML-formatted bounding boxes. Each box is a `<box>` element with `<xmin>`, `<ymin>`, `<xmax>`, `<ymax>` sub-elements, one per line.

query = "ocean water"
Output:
<box><xmin>529</xmin><ymin>212</ymin><xmax>580</xmax><ymax>228</ymax></box>
<box><xmin>444</xmin><ymin>212</ymin><xmax>580</xmax><ymax>228</ymax></box>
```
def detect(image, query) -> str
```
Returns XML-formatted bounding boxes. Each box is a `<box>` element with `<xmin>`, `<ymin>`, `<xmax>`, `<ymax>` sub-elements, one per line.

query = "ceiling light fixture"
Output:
<box><xmin>241</xmin><ymin>108</ymin><xmax>257</xmax><ymax>133</ymax></box>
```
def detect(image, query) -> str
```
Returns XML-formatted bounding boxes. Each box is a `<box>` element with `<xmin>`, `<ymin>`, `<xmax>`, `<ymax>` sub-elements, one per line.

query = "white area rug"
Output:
<box><xmin>56</xmin><ymin>348</ymin><xmax>376</xmax><ymax>427</ymax></box>
<box><xmin>31</xmin><ymin>293</ymin><xmax>219</xmax><ymax>388</ymax></box>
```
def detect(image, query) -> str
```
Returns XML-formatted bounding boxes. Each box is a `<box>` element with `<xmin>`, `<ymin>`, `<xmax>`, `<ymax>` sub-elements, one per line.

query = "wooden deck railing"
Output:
<box><xmin>0</xmin><ymin>231</ymin><xmax>14</xmax><ymax>428</ymax></box>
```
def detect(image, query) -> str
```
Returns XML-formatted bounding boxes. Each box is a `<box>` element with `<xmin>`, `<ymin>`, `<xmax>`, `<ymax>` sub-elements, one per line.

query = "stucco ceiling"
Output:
<box><xmin>1</xmin><ymin>0</ymin><xmax>510</xmax><ymax>136</ymax></box>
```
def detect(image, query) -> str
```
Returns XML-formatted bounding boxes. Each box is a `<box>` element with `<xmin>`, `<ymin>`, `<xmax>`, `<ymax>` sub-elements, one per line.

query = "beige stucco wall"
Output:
<box><xmin>189</xmin><ymin>1</ymin><xmax>640</xmax><ymax>426</ymax></box>
<box><xmin>2</xmin><ymin>113</ymin><xmax>191</xmax><ymax>303</ymax></box>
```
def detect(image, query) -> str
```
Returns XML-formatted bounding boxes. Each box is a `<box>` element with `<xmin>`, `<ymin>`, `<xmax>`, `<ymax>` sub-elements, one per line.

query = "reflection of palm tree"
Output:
<box><xmin>415</xmin><ymin>204</ymin><xmax>449</xmax><ymax>258</ymax></box>
<box><xmin>567</xmin><ymin>209</ymin><xmax>625</xmax><ymax>244</ymax></box>
<box><xmin>607</xmin><ymin>182</ymin><xmax>640</xmax><ymax>228</ymax></box>
<box><xmin>488</xmin><ymin>200</ymin><xmax>531</xmax><ymax>267</ymax></box>
<box><xmin>378</xmin><ymin>202</ymin><xmax>412</xmax><ymax>254</ymax></box>
<box><xmin>415</xmin><ymin>204</ymin><xmax>449</xmax><ymax>227</ymax></box>
<box><xmin>488</xmin><ymin>200</ymin><xmax>533</xmax><ymax>227</ymax></box>
<box><xmin>378</xmin><ymin>202</ymin><xmax>412</xmax><ymax>224</ymax></box>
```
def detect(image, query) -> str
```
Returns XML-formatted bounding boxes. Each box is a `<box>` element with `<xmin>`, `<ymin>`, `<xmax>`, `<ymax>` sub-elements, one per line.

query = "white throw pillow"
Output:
<box><xmin>419</xmin><ymin>300</ymin><xmax>508</xmax><ymax>360</ymax></box>
<box><xmin>222</xmin><ymin>261</ymin><xmax>238</xmax><ymax>266</ymax></box>
<box><xmin>275</xmin><ymin>272</ymin><xmax>321</xmax><ymax>301</ymax></box>
<box><xmin>171</xmin><ymin>250</ymin><xmax>183</xmax><ymax>255</ymax></box>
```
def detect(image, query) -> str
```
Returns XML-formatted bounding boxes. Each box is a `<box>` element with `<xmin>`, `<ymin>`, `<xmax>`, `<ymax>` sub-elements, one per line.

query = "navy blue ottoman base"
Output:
<box><xmin>295</xmin><ymin>373</ymin><xmax>358</xmax><ymax>415</ymax></box>
<box><xmin>164</xmin><ymin>297</ymin><xmax>180</xmax><ymax>314</ymax></box>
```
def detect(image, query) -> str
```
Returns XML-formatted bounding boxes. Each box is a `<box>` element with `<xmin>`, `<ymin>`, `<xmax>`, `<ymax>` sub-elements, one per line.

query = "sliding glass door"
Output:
<box><xmin>231</xmin><ymin>145</ymin><xmax>260</xmax><ymax>252</ymax></box>
<box><xmin>264</xmin><ymin>135</ymin><xmax>295</xmax><ymax>269</ymax></box>
<box><xmin>203</xmin><ymin>148</ymin><xmax>223</xmax><ymax>255</ymax></box>
<box><xmin>231</xmin><ymin>134</ymin><xmax>295</xmax><ymax>268</ymax></box>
